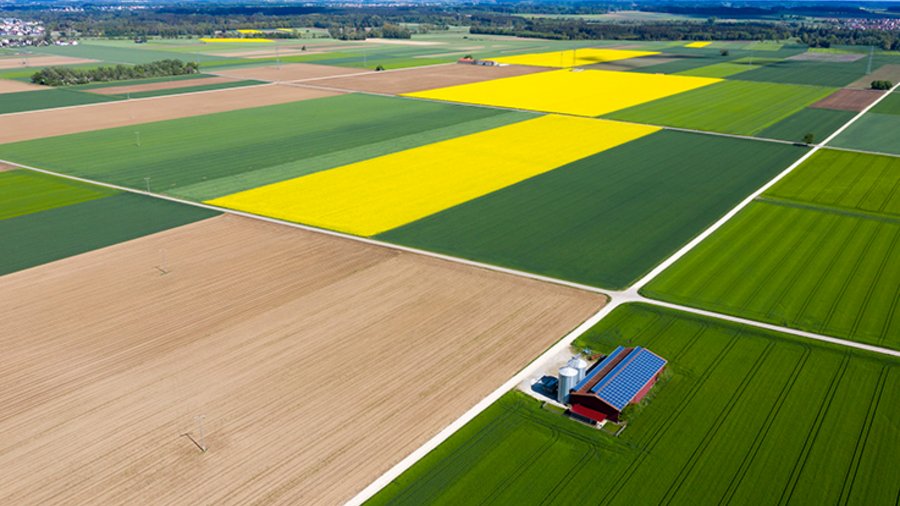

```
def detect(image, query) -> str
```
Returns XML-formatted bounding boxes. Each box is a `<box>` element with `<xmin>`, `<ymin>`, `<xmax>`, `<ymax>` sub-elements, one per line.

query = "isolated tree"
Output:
<box><xmin>803</xmin><ymin>133</ymin><xmax>815</xmax><ymax>145</ymax></box>
<box><xmin>720</xmin><ymin>49</ymin><xmax>730</xmax><ymax>57</ymax></box>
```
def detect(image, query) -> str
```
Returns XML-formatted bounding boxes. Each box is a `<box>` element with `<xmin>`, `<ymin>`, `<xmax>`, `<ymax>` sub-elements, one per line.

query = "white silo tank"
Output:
<box><xmin>568</xmin><ymin>357</ymin><xmax>588</xmax><ymax>383</ymax></box>
<box><xmin>558</xmin><ymin>366</ymin><xmax>578</xmax><ymax>404</ymax></box>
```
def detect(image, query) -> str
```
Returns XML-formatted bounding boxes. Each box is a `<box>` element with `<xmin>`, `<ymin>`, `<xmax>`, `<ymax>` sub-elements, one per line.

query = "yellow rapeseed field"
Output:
<box><xmin>404</xmin><ymin>69</ymin><xmax>721</xmax><ymax>117</ymax></box>
<box><xmin>491</xmin><ymin>48</ymin><xmax>659</xmax><ymax>68</ymax></box>
<box><xmin>237</xmin><ymin>29</ymin><xmax>263</xmax><ymax>34</ymax></box>
<box><xmin>685</xmin><ymin>41</ymin><xmax>712</xmax><ymax>48</ymax></box>
<box><xmin>199</xmin><ymin>37</ymin><xmax>273</xmax><ymax>43</ymax></box>
<box><xmin>207</xmin><ymin>115</ymin><xmax>659</xmax><ymax>236</ymax></box>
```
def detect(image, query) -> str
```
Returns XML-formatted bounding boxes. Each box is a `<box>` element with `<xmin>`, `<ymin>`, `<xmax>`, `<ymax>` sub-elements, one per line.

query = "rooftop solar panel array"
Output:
<box><xmin>573</xmin><ymin>346</ymin><xmax>625</xmax><ymax>392</ymax></box>
<box><xmin>594</xmin><ymin>348</ymin><xmax>666</xmax><ymax>410</ymax></box>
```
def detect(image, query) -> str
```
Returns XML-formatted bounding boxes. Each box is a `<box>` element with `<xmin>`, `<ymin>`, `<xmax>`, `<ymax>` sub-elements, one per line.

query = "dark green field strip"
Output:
<box><xmin>870</xmin><ymin>91</ymin><xmax>900</xmax><ymax>115</ymax></box>
<box><xmin>70</xmin><ymin>73</ymin><xmax>220</xmax><ymax>90</ymax></box>
<box><xmin>605</xmin><ymin>80</ymin><xmax>835</xmax><ymax>136</ymax></box>
<box><xmin>0</xmin><ymin>88</ymin><xmax>121</xmax><ymax>114</ymax></box>
<box><xmin>368</xmin><ymin>304</ymin><xmax>900</xmax><ymax>506</ymax></box>
<box><xmin>830</xmin><ymin>112</ymin><xmax>900</xmax><ymax>156</ymax></box>
<box><xmin>643</xmin><ymin>201</ymin><xmax>900</xmax><ymax>349</ymax></box>
<box><xmin>0</xmin><ymin>94</ymin><xmax>534</xmax><ymax>199</ymax></box>
<box><xmin>768</xmin><ymin>149</ymin><xmax>900</xmax><ymax>217</ymax></box>
<box><xmin>756</xmin><ymin>107</ymin><xmax>855</xmax><ymax>143</ymax></box>
<box><xmin>0</xmin><ymin>169</ymin><xmax>116</xmax><ymax>220</ymax></box>
<box><xmin>105</xmin><ymin>79</ymin><xmax>264</xmax><ymax>99</ymax></box>
<box><xmin>735</xmin><ymin>56</ymin><xmax>898</xmax><ymax>87</ymax></box>
<box><xmin>379</xmin><ymin>131</ymin><xmax>805</xmax><ymax>290</ymax></box>
<box><xmin>0</xmin><ymin>193</ymin><xmax>218</xmax><ymax>275</ymax></box>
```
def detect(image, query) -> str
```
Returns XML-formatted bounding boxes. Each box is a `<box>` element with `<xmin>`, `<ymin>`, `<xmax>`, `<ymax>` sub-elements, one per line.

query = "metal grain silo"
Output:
<box><xmin>558</xmin><ymin>366</ymin><xmax>578</xmax><ymax>404</ymax></box>
<box><xmin>568</xmin><ymin>356</ymin><xmax>588</xmax><ymax>383</ymax></box>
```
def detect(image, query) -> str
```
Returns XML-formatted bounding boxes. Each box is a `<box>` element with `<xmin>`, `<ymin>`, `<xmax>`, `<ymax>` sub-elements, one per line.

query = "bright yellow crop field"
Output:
<box><xmin>685</xmin><ymin>41</ymin><xmax>712</xmax><ymax>48</ymax></box>
<box><xmin>237</xmin><ymin>29</ymin><xmax>263</xmax><ymax>34</ymax></box>
<box><xmin>199</xmin><ymin>37</ymin><xmax>273</xmax><ymax>43</ymax></box>
<box><xmin>405</xmin><ymin>69</ymin><xmax>721</xmax><ymax>117</ymax></box>
<box><xmin>207</xmin><ymin>115</ymin><xmax>659</xmax><ymax>236</ymax></box>
<box><xmin>491</xmin><ymin>48</ymin><xmax>658</xmax><ymax>68</ymax></box>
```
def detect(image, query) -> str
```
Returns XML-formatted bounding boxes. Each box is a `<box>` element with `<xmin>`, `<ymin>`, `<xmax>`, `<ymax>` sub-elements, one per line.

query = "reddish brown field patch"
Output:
<box><xmin>0</xmin><ymin>214</ymin><xmax>605</xmax><ymax>505</ymax></box>
<box><xmin>0</xmin><ymin>84</ymin><xmax>339</xmax><ymax>143</ymax></box>
<box><xmin>304</xmin><ymin>63</ymin><xmax>549</xmax><ymax>94</ymax></box>
<box><xmin>811</xmin><ymin>88</ymin><xmax>886</xmax><ymax>112</ymax></box>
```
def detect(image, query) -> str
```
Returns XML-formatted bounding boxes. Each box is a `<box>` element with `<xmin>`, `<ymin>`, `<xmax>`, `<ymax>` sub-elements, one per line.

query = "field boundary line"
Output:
<box><xmin>0</xmin><ymin>81</ymin><xmax>283</xmax><ymax>118</ymax></box>
<box><xmin>824</xmin><ymin>145</ymin><xmax>900</xmax><ymax>160</ymax></box>
<box><xmin>636</xmin><ymin>298</ymin><xmax>900</xmax><ymax>358</ymax></box>
<box><xmin>208</xmin><ymin>60</ymin><xmax>458</xmax><ymax>83</ymax></box>
<box><xmin>629</xmin><ymin>81</ymin><xmax>900</xmax><ymax>292</ymax></box>
<box><xmin>344</xmin><ymin>298</ymin><xmax>622</xmax><ymax>506</ymax></box>
<box><xmin>0</xmin><ymin>158</ymin><xmax>606</xmax><ymax>296</ymax></box>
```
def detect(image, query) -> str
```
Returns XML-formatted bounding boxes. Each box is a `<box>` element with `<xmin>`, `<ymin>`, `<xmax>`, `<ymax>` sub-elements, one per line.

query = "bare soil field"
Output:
<box><xmin>0</xmin><ymin>84</ymin><xmax>339</xmax><ymax>144</ymax></box>
<box><xmin>0</xmin><ymin>214</ymin><xmax>605</xmax><ymax>505</ymax></box>
<box><xmin>88</xmin><ymin>76</ymin><xmax>239</xmax><ymax>95</ymax></box>
<box><xmin>811</xmin><ymin>88</ymin><xmax>885</xmax><ymax>111</ymax></box>
<box><xmin>304</xmin><ymin>63</ymin><xmax>548</xmax><ymax>94</ymax></box>
<box><xmin>846</xmin><ymin>64</ymin><xmax>900</xmax><ymax>89</ymax></box>
<box><xmin>0</xmin><ymin>55</ymin><xmax>97</xmax><ymax>70</ymax></box>
<box><xmin>0</xmin><ymin>79</ymin><xmax>46</xmax><ymax>93</ymax></box>
<box><xmin>213</xmin><ymin>63</ymin><xmax>367</xmax><ymax>82</ymax></box>
<box><xmin>786</xmin><ymin>52</ymin><xmax>865</xmax><ymax>62</ymax></box>
<box><xmin>0</xmin><ymin>162</ymin><xmax>15</xmax><ymax>172</ymax></box>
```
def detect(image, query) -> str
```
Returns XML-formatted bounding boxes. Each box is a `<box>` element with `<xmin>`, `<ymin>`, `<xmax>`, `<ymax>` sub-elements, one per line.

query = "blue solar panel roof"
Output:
<box><xmin>594</xmin><ymin>347</ymin><xmax>666</xmax><ymax>410</ymax></box>
<box><xmin>573</xmin><ymin>346</ymin><xmax>626</xmax><ymax>392</ymax></box>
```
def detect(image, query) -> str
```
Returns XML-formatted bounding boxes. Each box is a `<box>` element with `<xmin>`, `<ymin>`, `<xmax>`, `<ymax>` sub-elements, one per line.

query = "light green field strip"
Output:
<box><xmin>0</xmin><ymin>169</ymin><xmax>116</xmax><ymax>220</ymax></box>
<box><xmin>170</xmin><ymin>111</ymin><xmax>534</xmax><ymax>201</ymax></box>
<box><xmin>831</xmin><ymin>113</ymin><xmax>900</xmax><ymax>156</ymax></box>
<box><xmin>768</xmin><ymin>150</ymin><xmax>900</xmax><ymax>217</ymax></box>
<box><xmin>676</xmin><ymin>62</ymin><xmax>760</xmax><ymax>79</ymax></box>
<box><xmin>606</xmin><ymin>80</ymin><xmax>836</xmax><ymax>135</ymax></box>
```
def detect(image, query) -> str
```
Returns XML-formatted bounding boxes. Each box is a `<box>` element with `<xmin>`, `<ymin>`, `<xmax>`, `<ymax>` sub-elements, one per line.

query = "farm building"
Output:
<box><xmin>566</xmin><ymin>346</ymin><xmax>666</xmax><ymax>423</ymax></box>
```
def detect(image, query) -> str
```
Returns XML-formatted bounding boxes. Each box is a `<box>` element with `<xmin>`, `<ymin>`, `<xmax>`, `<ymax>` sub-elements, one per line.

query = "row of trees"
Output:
<box><xmin>326</xmin><ymin>23</ymin><xmax>412</xmax><ymax>41</ymax></box>
<box><xmin>32</xmin><ymin>59</ymin><xmax>199</xmax><ymax>86</ymax></box>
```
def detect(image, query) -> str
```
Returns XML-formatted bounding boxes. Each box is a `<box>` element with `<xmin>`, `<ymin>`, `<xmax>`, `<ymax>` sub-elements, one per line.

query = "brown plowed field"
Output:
<box><xmin>0</xmin><ymin>84</ymin><xmax>339</xmax><ymax>143</ymax></box>
<box><xmin>0</xmin><ymin>214</ymin><xmax>605</xmax><ymax>505</ymax></box>
<box><xmin>0</xmin><ymin>54</ymin><xmax>96</xmax><ymax>69</ymax></box>
<box><xmin>811</xmin><ymin>88</ymin><xmax>885</xmax><ymax>112</ymax></box>
<box><xmin>846</xmin><ymin>64</ymin><xmax>900</xmax><ymax>90</ymax></box>
<box><xmin>0</xmin><ymin>79</ymin><xmax>46</xmax><ymax>93</ymax></box>
<box><xmin>303</xmin><ymin>63</ymin><xmax>548</xmax><ymax>94</ymax></box>
<box><xmin>213</xmin><ymin>62</ymin><xmax>367</xmax><ymax>82</ymax></box>
<box><xmin>88</xmin><ymin>76</ymin><xmax>239</xmax><ymax>96</ymax></box>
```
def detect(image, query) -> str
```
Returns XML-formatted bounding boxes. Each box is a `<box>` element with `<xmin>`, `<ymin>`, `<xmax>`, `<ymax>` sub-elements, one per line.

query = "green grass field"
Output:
<box><xmin>378</xmin><ymin>131</ymin><xmax>805</xmax><ymax>289</ymax></box>
<box><xmin>675</xmin><ymin>62</ymin><xmax>760</xmax><ymax>78</ymax></box>
<box><xmin>737</xmin><ymin>56</ymin><xmax>898</xmax><ymax>87</ymax></box>
<box><xmin>871</xmin><ymin>91</ymin><xmax>900</xmax><ymax>115</ymax></box>
<box><xmin>756</xmin><ymin>107</ymin><xmax>855</xmax><ymax>143</ymax></box>
<box><xmin>102</xmin><ymin>79</ymin><xmax>263</xmax><ymax>99</ymax></box>
<box><xmin>369</xmin><ymin>304</ymin><xmax>900</xmax><ymax>505</ymax></box>
<box><xmin>830</xmin><ymin>112</ymin><xmax>900</xmax><ymax>156</ymax></box>
<box><xmin>0</xmin><ymin>94</ymin><xmax>534</xmax><ymax>200</ymax></box>
<box><xmin>0</xmin><ymin>169</ymin><xmax>115</xmax><ymax>220</ymax></box>
<box><xmin>605</xmin><ymin>80</ymin><xmax>834</xmax><ymax>135</ymax></box>
<box><xmin>0</xmin><ymin>192</ymin><xmax>217</xmax><ymax>275</ymax></box>
<box><xmin>27</xmin><ymin>42</ymin><xmax>226</xmax><ymax>65</ymax></box>
<box><xmin>768</xmin><ymin>149</ymin><xmax>900</xmax><ymax>217</ymax></box>
<box><xmin>0</xmin><ymin>88</ymin><xmax>120</xmax><ymax>114</ymax></box>
<box><xmin>643</xmin><ymin>152</ymin><xmax>900</xmax><ymax>348</ymax></box>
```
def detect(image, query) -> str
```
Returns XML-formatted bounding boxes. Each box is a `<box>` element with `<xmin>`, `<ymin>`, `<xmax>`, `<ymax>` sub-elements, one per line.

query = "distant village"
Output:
<box><xmin>1</xmin><ymin>18</ymin><xmax>78</xmax><ymax>48</ymax></box>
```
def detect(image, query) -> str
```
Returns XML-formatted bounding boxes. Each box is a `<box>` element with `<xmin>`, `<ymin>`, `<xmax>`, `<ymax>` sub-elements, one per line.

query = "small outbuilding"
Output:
<box><xmin>566</xmin><ymin>346</ymin><xmax>666</xmax><ymax>423</ymax></box>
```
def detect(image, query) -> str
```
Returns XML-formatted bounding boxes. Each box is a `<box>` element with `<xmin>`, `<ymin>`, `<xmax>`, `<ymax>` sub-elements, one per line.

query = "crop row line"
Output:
<box><xmin>838</xmin><ymin>366</ymin><xmax>888</xmax><ymax>505</ymax></box>
<box><xmin>718</xmin><ymin>345</ymin><xmax>811</xmax><ymax>506</ymax></box>
<box><xmin>777</xmin><ymin>353</ymin><xmax>850</xmax><ymax>506</ymax></box>
<box><xmin>660</xmin><ymin>341</ymin><xmax>775</xmax><ymax>505</ymax></box>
